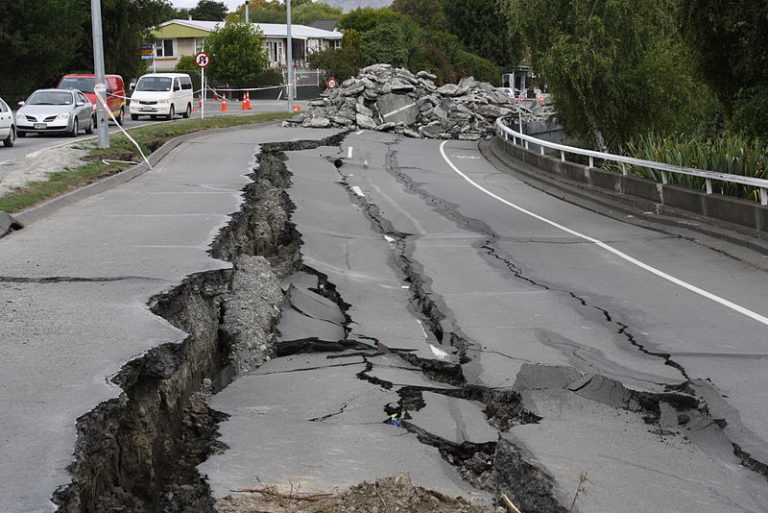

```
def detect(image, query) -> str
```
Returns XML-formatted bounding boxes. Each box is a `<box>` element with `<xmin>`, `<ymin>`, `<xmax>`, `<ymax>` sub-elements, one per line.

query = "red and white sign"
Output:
<box><xmin>326</xmin><ymin>77</ymin><xmax>338</xmax><ymax>89</ymax></box>
<box><xmin>194</xmin><ymin>52</ymin><xmax>210</xmax><ymax>68</ymax></box>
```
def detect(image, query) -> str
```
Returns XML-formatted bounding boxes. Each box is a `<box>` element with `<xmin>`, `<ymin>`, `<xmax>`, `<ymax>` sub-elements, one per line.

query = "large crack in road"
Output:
<box><xmin>49</xmin><ymin>131</ymin><xmax>768</xmax><ymax>513</ymax></box>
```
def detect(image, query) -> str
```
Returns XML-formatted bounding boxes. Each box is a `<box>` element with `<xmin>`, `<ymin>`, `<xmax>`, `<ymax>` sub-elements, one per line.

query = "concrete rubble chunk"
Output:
<box><xmin>293</xmin><ymin>64</ymin><xmax>555</xmax><ymax>139</ymax></box>
<box><xmin>356</xmin><ymin>113</ymin><xmax>378</xmax><ymax>130</ymax></box>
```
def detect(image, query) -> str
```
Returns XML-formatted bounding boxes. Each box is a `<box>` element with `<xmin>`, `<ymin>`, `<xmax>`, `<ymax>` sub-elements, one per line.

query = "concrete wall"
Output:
<box><xmin>491</xmin><ymin>136</ymin><xmax>768</xmax><ymax>234</ymax></box>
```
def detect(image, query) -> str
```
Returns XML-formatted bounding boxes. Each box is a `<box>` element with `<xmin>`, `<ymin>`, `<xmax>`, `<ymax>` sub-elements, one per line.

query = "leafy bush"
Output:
<box><xmin>618</xmin><ymin>133</ymin><xmax>768</xmax><ymax>202</ymax></box>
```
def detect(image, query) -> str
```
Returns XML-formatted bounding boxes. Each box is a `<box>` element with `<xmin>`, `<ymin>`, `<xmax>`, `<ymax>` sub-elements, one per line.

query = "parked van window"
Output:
<box><xmin>136</xmin><ymin>77</ymin><xmax>172</xmax><ymax>92</ymax></box>
<box><xmin>180</xmin><ymin>76</ymin><xmax>193</xmax><ymax>90</ymax></box>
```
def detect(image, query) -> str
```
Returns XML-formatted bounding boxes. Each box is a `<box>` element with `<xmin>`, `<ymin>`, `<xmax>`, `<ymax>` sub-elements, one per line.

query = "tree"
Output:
<box><xmin>391</xmin><ymin>0</ymin><xmax>447</xmax><ymax>33</ymax></box>
<box><xmin>204</xmin><ymin>20</ymin><xmax>269</xmax><ymax>84</ymax></box>
<box><xmin>190</xmin><ymin>0</ymin><xmax>228</xmax><ymax>21</ymax></box>
<box><xmin>679</xmin><ymin>0</ymin><xmax>768</xmax><ymax>137</ymax></box>
<box><xmin>67</xmin><ymin>0</ymin><xmax>175</xmax><ymax>84</ymax></box>
<box><xmin>443</xmin><ymin>0</ymin><xmax>522</xmax><ymax>68</ymax></box>
<box><xmin>523</xmin><ymin>0</ymin><xmax>706</xmax><ymax>151</ymax></box>
<box><xmin>0</xmin><ymin>0</ymin><xmax>82</xmax><ymax>99</ymax></box>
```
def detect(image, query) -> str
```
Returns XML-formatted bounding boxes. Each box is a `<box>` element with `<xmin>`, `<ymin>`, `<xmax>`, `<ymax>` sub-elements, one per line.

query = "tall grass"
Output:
<box><xmin>614</xmin><ymin>133</ymin><xmax>768</xmax><ymax>202</ymax></box>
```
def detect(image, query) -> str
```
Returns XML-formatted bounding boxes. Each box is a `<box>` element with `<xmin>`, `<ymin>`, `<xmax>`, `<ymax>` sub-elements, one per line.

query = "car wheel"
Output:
<box><xmin>131</xmin><ymin>114</ymin><xmax>139</xmax><ymax>121</ymax></box>
<box><xmin>182</xmin><ymin>103</ymin><xmax>191</xmax><ymax>119</ymax></box>
<box><xmin>70</xmin><ymin>118</ymin><xmax>79</xmax><ymax>137</ymax></box>
<box><xmin>116</xmin><ymin>108</ymin><xmax>124</xmax><ymax>125</ymax></box>
<box><xmin>85</xmin><ymin>116</ymin><xmax>94</xmax><ymax>135</ymax></box>
<box><xmin>2</xmin><ymin>127</ymin><xmax>15</xmax><ymax>147</ymax></box>
<box><xmin>167</xmin><ymin>105</ymin><xmax>175</xmax><ymax>121</ymax></box>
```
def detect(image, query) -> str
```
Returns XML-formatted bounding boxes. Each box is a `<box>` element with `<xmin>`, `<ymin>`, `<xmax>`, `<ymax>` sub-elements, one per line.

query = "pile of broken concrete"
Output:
<box><xmin>285</xmin><ymin>64</ymin><xmax>553</xmax><ymax>140</ymax></box>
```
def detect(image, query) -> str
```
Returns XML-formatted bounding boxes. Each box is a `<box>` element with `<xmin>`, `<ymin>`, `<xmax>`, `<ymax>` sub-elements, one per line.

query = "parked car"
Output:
<box><xmin>57</xmin><ymin>74</ymin><xmax>126</xmax><ymax>124</ymax></box>
<box><xmin>15</xmin><ymin>89</ymin><xmax>94</xmax><ymax>137</ymax></box>
<box><xmin>129</xmin><ymin>73</ymin><xmax>193</xmax><ymax>121</ymax></box>
<box><xmin>0</xmin><ymin>96</ymin><xmax>16</xmax><ymax>147</ymax></box>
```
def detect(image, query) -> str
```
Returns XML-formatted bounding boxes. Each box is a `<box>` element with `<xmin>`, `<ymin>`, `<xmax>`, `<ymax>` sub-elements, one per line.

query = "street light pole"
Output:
<box><xmin>90</xmin><ymin>0</ymin><xmax>109</xmax><ymax>148</ymax></box>
<box><xmin>245</xmin><ymin>0</ymin><xmax>249</xmax><ymax>23</ymax></box>
<box><xmin>286</xmin><ymin>0</ymin><xmax>294</xmax><ymax>112</ymax></box>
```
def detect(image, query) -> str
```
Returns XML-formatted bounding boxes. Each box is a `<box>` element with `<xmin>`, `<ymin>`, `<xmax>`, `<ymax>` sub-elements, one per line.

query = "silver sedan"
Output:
<box><xmin>15</xmin><ymin>89</ymin><xmax>95</xmax><ymax>137</ymax></box>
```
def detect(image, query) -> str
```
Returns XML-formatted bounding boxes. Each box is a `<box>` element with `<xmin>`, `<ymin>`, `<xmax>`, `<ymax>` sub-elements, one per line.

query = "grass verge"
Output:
<box><xmin>0</xmin><ymin>112</ymin><xmax>289</xmax><ymax>213</ymax></box>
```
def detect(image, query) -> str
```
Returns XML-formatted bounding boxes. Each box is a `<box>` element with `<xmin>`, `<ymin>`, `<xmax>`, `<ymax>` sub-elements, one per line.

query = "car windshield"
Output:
<box><xmin>27</xmin><ymin>91</ymin><xmax>73</xmax><ymax>106</ymax></box>
<box><xmin>59</xmin><ymin>77</ymin><xmax>96</xmax><ymax>93</ymax></box>
<box><xmin>136</xmin><ymin>77</ymin><xmax>172</xmax><ymax>92</ymax></box>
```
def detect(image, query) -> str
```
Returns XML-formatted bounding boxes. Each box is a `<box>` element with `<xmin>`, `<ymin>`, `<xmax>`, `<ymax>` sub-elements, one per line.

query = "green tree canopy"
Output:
<box><xmin>69</xmin><ymin>0</ymin><xmax>175</xmax><ymax>84</ymax></box>
<box><xmin>523</xmin><ymin>0</ymin><xmax>706</xmax><ymax>151</ymax></box>
<box><xmin>391</xmin><ymin>0</ymin><xmax>447</xmax><ymax>33</ymax></box>
<box><xmin>679</xmin><ymin>0</ymin><xmax>768</xmax><ymax>137</ymax></box>
<box><xmin>443</xmin><ymin>0</ymin><xmax>521</xmax><ymax>68</ymax></box>
<box><xmin>204</xmin><ymin>20</ymin><xmax>269</xmax><ymax>85</ymax></box>
<box><xmin>190</xmin><ymin>0</ymin><xmax>228</xmax><ymax>21</ymax></box>
<box><xmin>0</xmin><ymin>0</ymin><xmax>81</xmax><ymax>99</ymax></box>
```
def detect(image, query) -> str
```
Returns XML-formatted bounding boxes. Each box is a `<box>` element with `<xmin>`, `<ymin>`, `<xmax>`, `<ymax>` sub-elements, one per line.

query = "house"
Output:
<box><xmin>150</xmin><ymin>19</ymin><xmax>343</xmax><ymax>71</ymax></box>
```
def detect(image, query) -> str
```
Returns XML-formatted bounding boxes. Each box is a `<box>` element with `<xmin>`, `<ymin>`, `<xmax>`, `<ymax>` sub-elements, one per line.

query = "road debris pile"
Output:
<box><xmin>285</xmin><ymin>64</ymin><xmax>554</xmax><ymax>140</ymax></box>
<box><xmin>217</xmin><ymin>473</ymin><xmax>497</xmax><ymax>513</ymax></box>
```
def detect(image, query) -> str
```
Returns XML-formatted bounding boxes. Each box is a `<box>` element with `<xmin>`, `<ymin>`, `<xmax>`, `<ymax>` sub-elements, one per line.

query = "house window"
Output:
<box><xmin>155</xmin><ymin>39</ymin><xmax>174</xmax><ymax>57</ymax></box>
<box><xmin>195</xmin><ymin>38</ymin><xmax>206</xmax><ymax>53</ymax></box>
<box><xmin>332</xmin><ymin>40</ymin><xmax>341</xmax><ymax>50</ymax></box>
<box><xmin>307</xmin><ymin>39</ymin><xmax>321</xmax><ymax>54</ymax></box>
<box><xmin>267</xmin><ymin>40</ymin><xmax>284</xmax><ymax>65</ymax></box>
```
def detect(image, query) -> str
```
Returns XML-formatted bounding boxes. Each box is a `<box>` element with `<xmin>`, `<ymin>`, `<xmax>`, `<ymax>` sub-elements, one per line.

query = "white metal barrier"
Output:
<box><xmin>495</xmin><ymin>119</ymin><xmax>768</xmax><ymax>206</ymax></box>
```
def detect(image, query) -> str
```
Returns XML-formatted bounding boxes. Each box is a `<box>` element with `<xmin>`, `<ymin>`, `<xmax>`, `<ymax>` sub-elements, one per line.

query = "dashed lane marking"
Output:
<box><xmin>351</xmin><ymin>185</ymin><xmax>365</xmax><ymax>197</ymax></box>
<box><xmin>439</xmin><ymin>141</ymin><xmax>768</xmax><ymax>328</ymax></box>
<box><xmin>347</xmin><ymin>146</ymin><xmax>353</xmax><ymax>159</ymax></box>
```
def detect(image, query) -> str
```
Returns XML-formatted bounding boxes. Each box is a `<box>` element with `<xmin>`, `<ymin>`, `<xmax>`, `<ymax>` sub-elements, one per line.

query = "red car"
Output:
<box><xmin>57</xmin><ymin>74</ymin><xmax>126</xmax><ymax>124</ymax></box>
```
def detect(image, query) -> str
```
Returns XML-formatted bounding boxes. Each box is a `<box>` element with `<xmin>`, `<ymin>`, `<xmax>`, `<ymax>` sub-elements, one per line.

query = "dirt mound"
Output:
<box><xmin>217</xmin><ymin>473</ymin><xmax>498</xmax><ymax>513</ymax></box>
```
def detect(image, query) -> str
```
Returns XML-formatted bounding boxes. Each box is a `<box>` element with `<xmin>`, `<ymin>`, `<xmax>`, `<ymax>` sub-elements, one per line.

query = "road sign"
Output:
<box><xmin>326</xmin><ymin>77</ymin><xmax>338</xmax><ymax>89</ymax></box>
<box><xmin>195</xmin><ymin>52</ymin><xmax>210</xmax><ymax>68</ymax></box>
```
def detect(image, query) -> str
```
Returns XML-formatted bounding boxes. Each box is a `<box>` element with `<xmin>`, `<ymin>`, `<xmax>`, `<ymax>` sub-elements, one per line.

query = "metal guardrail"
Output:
<box><xmin>495</xmin><ymin>119</ymin><xmax>768</xmax><ymax>206</ymax></box>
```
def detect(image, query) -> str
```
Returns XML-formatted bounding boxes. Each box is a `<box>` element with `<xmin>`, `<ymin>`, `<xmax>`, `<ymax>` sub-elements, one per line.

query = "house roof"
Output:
<box><xmin>154</xmin><ymin>19</ymin><xmax>343</xmax><ymax>40</ymax></box>
<box><xmin>307</xmin><ymin>19</ymin><xmax>339</xmax><ymax>32</ymax></box>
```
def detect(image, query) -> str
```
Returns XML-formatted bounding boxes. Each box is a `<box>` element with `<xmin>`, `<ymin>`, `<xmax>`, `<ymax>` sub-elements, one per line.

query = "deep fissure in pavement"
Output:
<box><xmin>51</xmin><ymin>135</ymin><xmax>345</xmax><ymax>513</ymax></box>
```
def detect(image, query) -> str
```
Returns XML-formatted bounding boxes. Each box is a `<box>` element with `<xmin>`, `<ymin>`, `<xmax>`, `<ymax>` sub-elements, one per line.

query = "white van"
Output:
<box><xmin>129</xmin><ymin>73</ymin><xmax>193</xmax><ymax>120</ymax></box>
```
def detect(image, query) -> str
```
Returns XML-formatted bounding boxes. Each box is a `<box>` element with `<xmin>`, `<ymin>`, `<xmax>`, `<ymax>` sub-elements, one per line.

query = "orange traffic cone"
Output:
<box><xmin>241</xmin><ymin>91</ymin><xmax>252</xmax><ymax>110</ymax></box>
<box><xmin>292</xmin><ymin>105</ymin><xmax>301</xmax><ymax>112</ymax></box>
<box><xmin>191</xmin><ymin>98</ymin><xmax>197</xmax><ymax>113</ymax></box>
<box><xmin>220</xmin><ymin>95</ymin><xmax>228</xmax><ymax>112</ymax></box>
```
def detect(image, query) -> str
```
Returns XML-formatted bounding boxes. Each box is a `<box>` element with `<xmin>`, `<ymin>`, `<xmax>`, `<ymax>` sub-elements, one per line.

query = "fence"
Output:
<box><xmin>496</xmin><ymin>119</ymin><xmax>768</xmax><ymax>206</ymax></box>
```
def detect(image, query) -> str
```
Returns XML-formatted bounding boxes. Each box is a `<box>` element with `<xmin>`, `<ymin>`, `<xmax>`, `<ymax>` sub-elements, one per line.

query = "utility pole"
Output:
<box><xmin>286</xmin><ymin>0</ymin><xmax>294</xmax><ymax>112</ymax></box>
<box><xmin>91</xmin><ymin>0</ymin><xmax>109</xmax><ymax>148</ymax></box>
<box><xmin>245</xmin><ymin>0</ymin><xmax>249</xmax><ymax>23</ymax></box>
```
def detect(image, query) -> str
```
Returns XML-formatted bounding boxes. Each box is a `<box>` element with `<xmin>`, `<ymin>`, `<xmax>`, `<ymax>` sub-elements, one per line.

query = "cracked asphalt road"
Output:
<box><xmin>205</xmin><ymin>130</ymin><xmax>768</xmax><ymax>512</ymax></box>
<box><xmin>2</xmin><ymin>125</ymin><xmax>768</xmax><ymax>512</ymax></box>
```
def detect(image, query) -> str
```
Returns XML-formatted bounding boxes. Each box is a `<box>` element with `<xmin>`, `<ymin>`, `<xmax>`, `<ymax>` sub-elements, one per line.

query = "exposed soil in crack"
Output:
<box><xmin>50</xmin><ymin>135</ymin><xmax>346</xmax><ymax>513</ymax></box>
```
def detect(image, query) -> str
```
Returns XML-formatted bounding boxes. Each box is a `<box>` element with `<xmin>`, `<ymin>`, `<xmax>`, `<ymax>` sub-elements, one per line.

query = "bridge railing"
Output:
<box><xmin>495</xmin><ymin>118</ymin><xmax>768</xmax><ymax>206</ymax></box>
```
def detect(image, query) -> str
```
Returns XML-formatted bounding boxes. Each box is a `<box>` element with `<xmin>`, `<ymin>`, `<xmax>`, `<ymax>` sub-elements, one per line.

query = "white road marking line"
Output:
<box><xmin>382</xmin><ymin>102</ymin><xmax>417</xmax><ymax>119</ymax></box>
<box><xmin>455</xmin><ymin>155</ymin><xmax>482</xmax><ymax>160</ymax></box>
<box><xmin>439</xmin><ymin>141</ymin><xmax>768</xmax><ymax>328</ymax></box>
<box><xmin>355</xmin><ymin>130</ymin><xmax>364</xmax><ymax>136</ymax></box>
<box><xmin>416</xmin><ymin>320</ymin><xmax>429</xmax><ymax>339</ymax></box>
<box><xmin>384</xmin><ymin>235</ymin><xmax>395</xmax><ymax>243</ymax></box>
<box><xmin>0</xmin><ymin>160</ymin><xmax>8</xmax><ymax>166</ymax></box>
<box><xmin>351</xmin><ymin>185</ymin><xmax>365</xmax><ymax>197</ymax></box>
<box><xmin>347</xmin><ymin>146</ymin><xmax>353</xmax><ymax>159</ymax></box>
<box><xmin>429</xmin><ymin>343</ymin><xmax>451</xmax><ymax>360</ymax></box>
